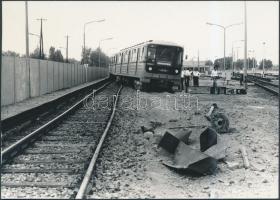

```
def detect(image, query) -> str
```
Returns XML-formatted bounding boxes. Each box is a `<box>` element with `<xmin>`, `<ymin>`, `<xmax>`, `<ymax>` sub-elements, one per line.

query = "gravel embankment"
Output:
<box><xmin>88</xmin><ymin>82</ymin><xmax>278</xmax><ymax>198</ymax></box>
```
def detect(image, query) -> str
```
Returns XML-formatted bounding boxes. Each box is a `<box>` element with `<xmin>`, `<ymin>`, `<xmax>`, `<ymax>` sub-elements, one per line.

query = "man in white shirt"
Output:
<box><xmin>211</xmin><ymin>66</ymin><xmax>219</xmax><ymax>92</ymax></box>
<box><xmin>193</xmin><ymin>69</ymin><xmax>200</xmax><ymax>86</ymax></box>
<box><xmin>180</xmin><ymin>68</ymin><xmax>185</xmax><ymax>91</ymax></box>
<box><xmin>184</xmin><ymin>68</ymin><xmax>191</xmax><ymax>92</ymax></box>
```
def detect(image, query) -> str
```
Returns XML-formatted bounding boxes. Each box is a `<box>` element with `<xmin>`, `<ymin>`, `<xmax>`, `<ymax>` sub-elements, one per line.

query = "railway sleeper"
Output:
<box><xmin>1</xmin><ymin>168</ymin><xmax>84</xmax><ymax>174</ymax></box>
<box><xmin>1</xmin><ymin>181</ymin><xmax>76</xmax><ymax>188</ymax></box>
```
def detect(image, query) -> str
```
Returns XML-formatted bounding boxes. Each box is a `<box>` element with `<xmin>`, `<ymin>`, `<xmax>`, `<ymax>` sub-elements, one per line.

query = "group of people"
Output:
<box><xmin>180</xmin><ymin>66</ymin><xmax>220</xmax><ymax>93</ymax></box>
<box><xmin>180</xmin><ymin>68</ymin><xmax>200</xmax><ymax>92</ymax></box>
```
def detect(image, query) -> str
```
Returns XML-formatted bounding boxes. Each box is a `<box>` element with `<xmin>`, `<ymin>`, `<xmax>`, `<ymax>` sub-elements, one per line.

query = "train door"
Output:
<box><xmin>135</xmin><ymin>48</ymin><xmax>140</xmax><ymax>75</ymax></box>
<box><xmin>120</xmin><ymin>52</ymin><xmax>123</xmax><ymax>74</ymax></box>
<box><xmin>114</xmin><ymin>55</ymin><xmax>117</xmax><ymax>73</ymax></box>
<box><xmin>127</xmin><ymin>50</ymin><xmax>131</xmax><ymax>74</ymax></box>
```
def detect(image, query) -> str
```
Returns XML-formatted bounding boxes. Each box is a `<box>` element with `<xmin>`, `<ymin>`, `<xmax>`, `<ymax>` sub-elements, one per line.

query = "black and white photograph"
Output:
<box><xmin>1</xmin><ymin>1</ymin><xmax>279</xmax><ymax>199</ymax></box>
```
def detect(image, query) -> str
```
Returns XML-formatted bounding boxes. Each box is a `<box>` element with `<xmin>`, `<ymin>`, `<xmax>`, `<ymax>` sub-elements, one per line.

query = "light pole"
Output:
<box><xmin>232</xmin><ymin>40</ymin><xmax>244</xmax><ymax>72</ymax></box>
<box><xmin>234</xmin><ymin>47</ymin><xmax>241</xmax><ymax>72</ymax></box>
<box><xmin>36</xmin><ymin>18</ymin><xmax>47</xmax><ymax>59</ymax></box>
<box><xmin>25</xmin><ymin>1</ymin><xmax>30</xmax><ymax>97</ymax></box>
<box><xmin>248</xmin><ymin>50</ymin><xmax>255</xmax><ymax>73</ymax></box>
<box><xmin>65</xmin><ymin>35</ymin><xmax>70</xmax><ymax>63</ymax></box>
<box><xmin>244</xmin><ymin>1</ymin><xmax>248</xmax><ymax>89</ymax></box>
<box><xmin>206</xmin><ymin>22</ymin><xmax>243</xmax><ymax>73</ymax></box>
<box><xmin>262</xmin><ymin>42</ymin><xmax>266</xmax><ymax>76</ymax></box>
<box><xmin>83</xmin><ymin>19</ymin><xmax>105</xmax><ymax>64</ymax></box>
<box><xmin>98</xmin><ymin>37</ymin><xmax>113</xmax><ymax>68</ymax></box>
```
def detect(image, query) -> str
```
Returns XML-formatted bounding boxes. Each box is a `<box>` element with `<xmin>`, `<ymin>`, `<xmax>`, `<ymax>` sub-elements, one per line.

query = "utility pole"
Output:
<box><xmin>25</xmin><ymin>2</ymin><xmax>29</xmax><ymax>58</ymax></box>
<box><xmin>197</xmin><ymin>50</ymin><xmax>199</xmax><ymax>72</ymax></box>
<box><xmin>244</xmin><ymin>1</ymin><xmax>248</xmax><ymax>89</ymax></box>
<box><xmin>25</xmin><ymin>1</ymin><xmax>30</xmax><ymax>97</ymax></box>
<box><xmin>65</xmin><ymin>35</ymin><xmax>70</xmax><ymax>62</ymax></box>
<box><xmin>262</xmin><ymin>42</ymin><xmax>266</xmax><ymax>76</ymax></box>
<box><xmin>37</xmin><ymin>18</ymin><xmax>47</xmax><ymax>59</ymax></box>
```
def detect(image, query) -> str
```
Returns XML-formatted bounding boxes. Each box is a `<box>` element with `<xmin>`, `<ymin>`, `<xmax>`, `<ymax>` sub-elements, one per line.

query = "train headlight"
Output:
<box><xmin>148</xmin><ymin>67</ymin><xmax>153</xmax><ymax>71</ymax></box>
<box><xmin>175</xmin><ymin>69</ymin><xmax>179</xmax><ymax>74</ymax></box>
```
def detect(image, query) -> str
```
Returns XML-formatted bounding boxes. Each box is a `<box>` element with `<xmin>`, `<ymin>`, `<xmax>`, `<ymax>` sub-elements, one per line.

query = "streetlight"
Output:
<box><xmin>234</xmin><ymin>47</ymin><xmax>241</xmax><ymax>72</ymax></box>
<box><xmin>244</xmin><ymin>1</ymin><xmax>248</xmax><ymax>89</ymax></box>
<box><xmin>248</xmin><ymin>50</ymin><xmax>255</xmax><ymax>73</ymax></box>
<box><xmin>232</xmin><ymin>40</ymin><xmax>244</xmax><ymax>72</ymax></box>
<box><xmin>262</xmin><ymin>42</ymin><xmax>266</xmax><ymax>76</ymax></box>
<box><xmin>206</xmin><ymin>22</ymin><xmax>243</xmax><ymax>73</ymax></box>
<box><xmin>98</xmin><ymin>37</ymin><xmax>113</xmax><ymax>68</ymax></box>
<box><xmin>83</xmin><ymin>19</ymin><xmax>105</xmax><ymax>64</ymax></box>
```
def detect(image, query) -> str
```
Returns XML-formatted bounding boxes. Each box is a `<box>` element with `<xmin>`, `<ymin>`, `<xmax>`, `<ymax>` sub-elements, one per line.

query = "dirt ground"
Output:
<box><xmin>88</xmin><ymin>80</ymin><xmax>278</xmax><ymax>199</ymax></box>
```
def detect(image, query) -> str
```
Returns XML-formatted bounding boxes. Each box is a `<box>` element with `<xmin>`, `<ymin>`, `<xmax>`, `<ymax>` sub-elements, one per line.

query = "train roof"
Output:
<box><xmin>118</xmin><ymin>40</ymin><xmax>183</xmax><ymax>52</ymax></box>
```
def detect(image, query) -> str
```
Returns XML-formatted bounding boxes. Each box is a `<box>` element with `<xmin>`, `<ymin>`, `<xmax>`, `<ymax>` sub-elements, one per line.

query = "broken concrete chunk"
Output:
<box><xmin>200</xmin><ymin>127</ymin><xmax>217</xmax><ymax>152</ymax></box>
<box><xmin>158</xmin><ymin>131</ymin><xmax>181</xmax><ymax>154</ymax></box>
<box><xmin>161</xmin><ymin>141</ymin><xmax>217</xmax><ymax>175</ymax></box>
<box><xmin>203</xmin><ymin>133</ymin><xmax>227</xmax><ymax>160</ymax></box>
<box><xmin>158</xmin><ymin>130</ymin><xmax>192</xmax><ymax>153</ymax></box>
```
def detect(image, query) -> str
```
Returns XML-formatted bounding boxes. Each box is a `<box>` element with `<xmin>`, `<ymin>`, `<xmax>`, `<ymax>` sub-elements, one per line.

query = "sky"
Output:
<box><xmin>2</xmin><ymin>1</ymin><xmax>279</xmax><ymax>65</ymax></box>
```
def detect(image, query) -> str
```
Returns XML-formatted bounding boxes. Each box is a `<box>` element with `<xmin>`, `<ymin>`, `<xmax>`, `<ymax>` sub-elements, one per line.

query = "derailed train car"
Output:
<box><xmin>109</xmin><ymin>40</ymin><xmax>185</xmax><ymax>91</ymax></box>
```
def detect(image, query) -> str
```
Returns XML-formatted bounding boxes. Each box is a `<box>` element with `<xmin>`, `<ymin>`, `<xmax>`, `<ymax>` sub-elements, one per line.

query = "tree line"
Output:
<box><xmin>2</xmin><ymin>46</ymin><xmax>110</xmax><ymax>68</ymax></box>
<box><xmin>213</xmin><ymin>57</ymin><xmax>273</xmax><ymax>70</ymax></box>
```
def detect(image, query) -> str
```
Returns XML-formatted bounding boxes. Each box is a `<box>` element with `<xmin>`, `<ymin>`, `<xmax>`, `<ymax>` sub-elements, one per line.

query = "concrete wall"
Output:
<box><xmin>1</xmin><ymin>55</ymin><xmax>109</xmax><ymax>106</ymax></box>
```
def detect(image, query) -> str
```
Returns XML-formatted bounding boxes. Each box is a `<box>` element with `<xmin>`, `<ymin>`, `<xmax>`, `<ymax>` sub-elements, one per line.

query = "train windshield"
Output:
<box><xmin>147</xmin><ymin>45</ymin><xmax>183</xmax><ymax>66</ymax></box>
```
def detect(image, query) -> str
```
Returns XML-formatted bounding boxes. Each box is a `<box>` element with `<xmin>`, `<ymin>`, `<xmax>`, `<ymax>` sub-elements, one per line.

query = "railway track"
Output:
<box><xmin>1</xmin><ymin>82</ymin><xmax>122</xmax><ymax>199</ymax></box>
<box><xmin>1</xmin><ymin>78</ymin><xmax>109</xmax><ymax>150</ymax></box>
<box><xmin>247</xmin><ymin>75</ymin><xmax>279</xmax><ymax>95</ymax></box>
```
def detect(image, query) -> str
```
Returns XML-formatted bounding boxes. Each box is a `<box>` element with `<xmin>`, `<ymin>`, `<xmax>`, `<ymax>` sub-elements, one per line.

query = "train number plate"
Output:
<box><xmin>158</xmin><ymin>69</ymin><xmax>168</xmax><ymax>73</ymax></box>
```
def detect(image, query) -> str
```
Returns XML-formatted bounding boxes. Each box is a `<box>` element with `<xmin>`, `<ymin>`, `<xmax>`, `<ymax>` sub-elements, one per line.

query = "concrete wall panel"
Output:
<box><xmin>59</xmin><ymin>63</ymin><xmax>64</xmax><ymax>90</ymax></box>
<box><xmin>47</xmin><ymin>61</ymin><xmax>54</xmax><ymax>93</ymax></box>
<box><xmin>30</xmin><ymin>58</ymin><xmax>40</xmax><ymax>97</ymax></box>
<box><xmin>1</xmin><ymin>56</ymin><xmax>15</xmax><ymax>106</ymax></box>
<box><xmin>53</xmin><ymin>62</ymin><xmax>59</xmax><ymax>91</ymax></box>
<box><xmin>1</xmin><ymin>55</ymin><xmax>109</xmax><ymax>107</ymax></box>
<box><xmin>39</xmin><ymin>60</ymin><xmax>48</xmax><ymax>95</ymax></box>
<box><xmin>67</xmin><ymin>65</ymin><xmax>71</xmax><ymax>88</ymax></box>
<box><xmin>15</xmin><ymin>57</ymin><xmax>28</xmax><ymax>102</ymax></box>
<box><xmin>63</xmin><ymin>63</ymin><xmax>68</xmax><ymax>88</ymax></box>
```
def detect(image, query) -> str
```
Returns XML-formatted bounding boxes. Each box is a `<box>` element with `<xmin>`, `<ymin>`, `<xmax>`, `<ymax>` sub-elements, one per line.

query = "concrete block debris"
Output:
<box><xmin>158</xmin><ymin>127</ymin><xmax>227</xmax><ymax>176</ymax></box>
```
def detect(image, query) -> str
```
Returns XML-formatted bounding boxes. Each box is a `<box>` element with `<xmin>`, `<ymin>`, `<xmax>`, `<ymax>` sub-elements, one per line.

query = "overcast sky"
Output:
<box><xmin>2</xmin><ymin>1</ymin><xmax>279</xmax><ymax>65</ymax></box>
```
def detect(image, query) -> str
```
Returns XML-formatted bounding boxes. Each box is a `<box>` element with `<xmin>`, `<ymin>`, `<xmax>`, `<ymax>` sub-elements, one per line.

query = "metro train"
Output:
<box><xmin>109</xmin><ymin>40</ymin><xmax>186</xmax><ymax>91</ymax></box>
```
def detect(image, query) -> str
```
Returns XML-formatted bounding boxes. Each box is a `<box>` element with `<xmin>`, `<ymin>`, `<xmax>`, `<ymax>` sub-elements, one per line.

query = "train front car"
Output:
<box><xmin>142</xmin><ymin>42</ymin><xmax>184</xmax><ymax>91</ymax></box>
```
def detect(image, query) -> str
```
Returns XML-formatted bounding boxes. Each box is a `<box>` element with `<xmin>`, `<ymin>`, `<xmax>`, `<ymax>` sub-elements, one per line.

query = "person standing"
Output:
<box><xmin>184</xmin><ymin>68</ymin><xmax>191</xmax><ymax>92</ymax></box>
<box><xmin>240</xmin><ymin>69</ymin><xmax>244</xmax><ymax>85</ymax></box>
<box><xmin>211</xmin><ymin>66</ymin><xmax>219</xmax><ymax>93</ymax></box>
<box><xmin>193</xmin><ymin>68</ymin><xmax>200</xmax><ymax>86</ymax></box>
<box><xmin>180</xmin><ymin>68</ymin><xmax>185</xmax><ymax>91</ymax></box>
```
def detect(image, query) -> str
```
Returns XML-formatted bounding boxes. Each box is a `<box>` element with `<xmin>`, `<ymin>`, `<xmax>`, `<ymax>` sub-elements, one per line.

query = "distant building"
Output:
<box><xmin>183</xmin><ymin>60</ymin><xmax>213</xmax><ymax>74</ymax></box>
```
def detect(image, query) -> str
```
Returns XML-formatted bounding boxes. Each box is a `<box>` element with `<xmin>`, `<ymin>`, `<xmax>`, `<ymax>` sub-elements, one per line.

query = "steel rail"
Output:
<box><xmin>250</xmin><ymin>80</ymin><xmax>279</xmax><ymax>95</ymax></box>
<box><xmin>1</xmin><ymin>77</ymin><xmax>109</xmax><ymax>132</ymax></box>
<box><xmin>247</xmin><ymin>76</ymin><xmax>278</xmax><ymax>87</ymax></box>
<box><xmin>1</xmin><ymin>82</ymin><xmax>112</xmax><ymax>164</ymax></box>
<box><xmin>75</xmin><ymin>85</ymin><xmax>123</xmax><ymax>199</ymax></box>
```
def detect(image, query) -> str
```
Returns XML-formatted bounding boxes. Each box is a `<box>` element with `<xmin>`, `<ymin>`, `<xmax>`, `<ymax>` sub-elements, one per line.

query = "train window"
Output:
<box><xmin>141</xmin><ymin>47</ymin><xmax>145</xmax><ymax>60</ymax></box>
<box><xmin>121</xmin><ymin>53</ymin><xmax>124</xmax><ymax>64</ymax></box>
<box><xmin>128</xmin><ymin>50</ymin><xmax>131</xmax><ymax>63</ymax></box>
